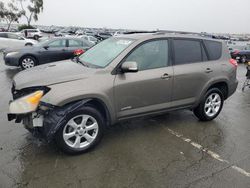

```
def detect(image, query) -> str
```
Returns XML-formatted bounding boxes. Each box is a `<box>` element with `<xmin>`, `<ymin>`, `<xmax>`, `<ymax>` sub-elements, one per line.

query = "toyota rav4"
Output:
<box><xmin>7</xmin><ymin>33</ymin><xmax>238</xmax><ymax>154</ymax></box>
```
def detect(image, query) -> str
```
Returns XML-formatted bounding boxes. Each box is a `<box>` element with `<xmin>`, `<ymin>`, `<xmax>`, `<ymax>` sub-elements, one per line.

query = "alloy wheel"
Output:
<box><xmin>204</xmin><ymin>93</ymin><xmax>222</xmax><ymax>117</ymax></box>
<box><xmin>63</xmin><ymin>115</ymin><xmax>99</xmax><ymax>149</ymax></box>
<box><xmin>21</xmin><ymin>58</ymin><xmax>35</xmax><ymax>69</ymax></box>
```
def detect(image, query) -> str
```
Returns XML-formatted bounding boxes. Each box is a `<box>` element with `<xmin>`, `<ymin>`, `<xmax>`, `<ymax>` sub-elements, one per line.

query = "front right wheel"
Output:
<box><xmin>55</xmin><ymin>106</ymin><xmax>105</xmax><ymax>154</ymax></box>
<box><xmin>193</xmin><ymin>88</ymin><xmax>224</xmax><ymax>121</ymax></box>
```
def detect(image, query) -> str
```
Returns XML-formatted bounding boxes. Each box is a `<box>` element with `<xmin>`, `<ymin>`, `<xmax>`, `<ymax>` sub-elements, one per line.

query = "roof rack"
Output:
<box><xmin>122</xmin><ymin>30</ymin><xmax>216</xmax><ymax>39</ymax></box>
<box><xmin>122</xmin><ymin>31</ymin><xmax>157</xmax><ymax>35</ymax></box>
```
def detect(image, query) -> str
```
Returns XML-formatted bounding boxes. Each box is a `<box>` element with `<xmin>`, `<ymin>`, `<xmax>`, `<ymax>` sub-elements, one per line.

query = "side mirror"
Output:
<box><xmin>43</xmin><ymin>46</ymin><xmax>49</xmax><ymax>50</ymax></box>
<box><xmin>18</xmin><ymin>37</ymin><xmax>24</xmax><ymax>40</ymax></box>
<box><xmin>121</xmin><ymin>61</ymin><xmax>138</xmax><ymax>73</ymax></box>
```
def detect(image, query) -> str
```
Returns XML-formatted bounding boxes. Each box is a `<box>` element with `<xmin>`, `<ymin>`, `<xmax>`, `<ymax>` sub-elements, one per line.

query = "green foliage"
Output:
<box><xmin>18</xmin><ymin>24</ymin><xmax>34</xmax><ymax>31</ymax></box>
<box><xmin>18</xmin><ymin>0</ymin><xmax>43</xmax><ymax>26</ymax></box>
<box><xmin>0</xmin><ymin>0</ymin><xmax>23</xmax><ymax>30</ymax></box>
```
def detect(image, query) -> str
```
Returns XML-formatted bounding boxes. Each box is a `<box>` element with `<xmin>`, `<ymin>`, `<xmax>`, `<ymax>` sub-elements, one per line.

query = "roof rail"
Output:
<box><xmin>122</xmin><ymin>30</ymin><xmax>214</xmax><ymax>39</ymax></box>
<box><xmin>123</xmin><ymin>31</ymin><xmax>157</xmax><ymax>35</ymax></box>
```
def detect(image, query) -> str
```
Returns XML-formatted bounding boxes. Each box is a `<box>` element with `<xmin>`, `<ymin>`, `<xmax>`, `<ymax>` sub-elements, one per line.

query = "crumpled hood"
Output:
<box><xmin>14</xmin><ymin>60</ymin><xmax>96</xmax><ymax>90</ymax></box>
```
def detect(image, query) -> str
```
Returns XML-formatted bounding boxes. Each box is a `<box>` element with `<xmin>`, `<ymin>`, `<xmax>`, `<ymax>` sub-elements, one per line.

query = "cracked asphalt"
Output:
<box><xmin>0</xmin><ymin>53</ymin><xmax>250</xmax><ymax>188</ymax></box>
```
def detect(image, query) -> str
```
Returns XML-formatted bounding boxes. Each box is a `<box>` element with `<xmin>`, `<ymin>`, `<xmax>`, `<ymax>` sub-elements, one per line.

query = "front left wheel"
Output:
<box><xmin>55</xmin><ymin>106</ymin><xmax>105</xmax><ymax>154</ymax></box>
<box><xmin>20</xmin><ymin>56</ymin><xmax>37</xmax><ymax>70</ymax></box>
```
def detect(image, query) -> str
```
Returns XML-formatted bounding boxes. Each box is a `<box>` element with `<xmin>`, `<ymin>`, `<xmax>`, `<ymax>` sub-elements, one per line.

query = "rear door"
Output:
<box><xmin>171</xmin><ymin>38</ymin><xmax>215</xmax><ymax>107</ymax></box>
<box><xmin>114</xmin><ymin>39</ymin><xmax>174</xmax><ymax>118</ymax></box>
<box><xmin>67</xmin><ymin>39</ymin><xmax>84</xmax><ymax>59</ymax></box>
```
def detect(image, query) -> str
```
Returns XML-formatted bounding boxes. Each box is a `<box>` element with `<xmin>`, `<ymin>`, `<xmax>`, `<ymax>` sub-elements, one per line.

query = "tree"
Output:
<box><xmin>18</xmin><ymin>0</ymin><xmax>43</xmax><ymax>26</ymax></box>
<box><xmin>0</xmin><ymin>0</ymin><xmax>23</xmax><ymax>31</ymax></box>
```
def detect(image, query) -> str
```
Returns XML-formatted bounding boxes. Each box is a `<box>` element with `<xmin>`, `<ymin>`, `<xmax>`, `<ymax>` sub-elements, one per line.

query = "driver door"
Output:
<box><xmin>114</xmin><ymin>39</ymin><xmax>173</xmax><ymax>119</ymax></box>
<box><xmin>39</xmin><ymin>39</ymin><xmax>67</xmax><ymax>63</ymax></box>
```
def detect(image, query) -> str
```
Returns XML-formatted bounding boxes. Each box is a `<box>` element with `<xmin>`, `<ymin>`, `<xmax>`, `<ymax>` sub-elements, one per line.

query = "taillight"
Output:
<box><xmin>74</xmin><ymin>49</ymin><xmax>85</xmax><ymax>56</ymax></box>
<box><xmin>229</xmin><ymin>58</ymin><xmax>238</xmax><ymax>68</ymax></box>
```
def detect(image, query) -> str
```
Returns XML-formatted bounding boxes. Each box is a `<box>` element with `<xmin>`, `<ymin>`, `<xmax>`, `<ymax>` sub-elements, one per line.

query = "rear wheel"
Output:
<box><xmin>34</xmin><ymin>35</ymin><xmax>39</xmax><ymax>40</ymax></box>
<box><xmin>55</xmin><ymin>106</ymin><xmax>105</xmax><ymax>154</ymax></box>
<box><xmin>20</xmin><ymin>56</ymin><xmax>37</xmax><ymax>70</ymax></box>
<box><xmin>194</xmin><ymin>88</ymin><xmax>224</xmax><ymax>121</ymax></box>
<box><xmin>241</xmin><ymin>55</ymin><xmax>247</xmax><ymax>63</ymax></box>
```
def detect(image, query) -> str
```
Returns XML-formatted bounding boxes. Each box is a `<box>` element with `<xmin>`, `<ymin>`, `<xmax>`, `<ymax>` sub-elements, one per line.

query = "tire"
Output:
<box><xmin>25</xmin><ymin>43</ymin><xmax>33</xmax><ymax>46</ymax></box>
<box><xmin>55</xmin><ymin>106</ymin><xmax>105</xmax><ymax>154</ymax></box>
<box><xmin>193</xmin><ymin>88</ymin><xmax>224</xmax><ymax>121</ymax></box>
<box><xmin>20</xmin><ymin>56</ymin><xmax>37</xmax><ymax>70</ymax></box>
<box><xmin>241</xmin><ymin>55</ymin><xmax>247</xmax><ymax>63</ymax></box>
<box><xmin>34</xmin><ymin>35</ymin><xmax>39</xmax><ymax>40</ymax></box>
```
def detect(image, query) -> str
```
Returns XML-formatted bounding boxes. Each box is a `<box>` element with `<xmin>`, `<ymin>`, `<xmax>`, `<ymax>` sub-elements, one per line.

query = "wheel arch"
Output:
<box><xmin>19</xmin><ymin>54</ymin><xmax>39</xmax><ymax>66</ymax></box>
<box><xmin>25</xmin><ymin>43</ymin><xmax>33</xmax><ymax>46</ymax></box>
<box><xmin>194</xmin><ymin>79</ymin><xmax>229</xmax><ymax>108</ymax></box>
<box><xmin>206</xmin><ymin>81</ymin><xmax>229</xmax><ymax>100</ymax></box>
<box><xmin>62</xmin><ymin>98</ymin><xmax>112</xmax><ymax>127</ymax></box>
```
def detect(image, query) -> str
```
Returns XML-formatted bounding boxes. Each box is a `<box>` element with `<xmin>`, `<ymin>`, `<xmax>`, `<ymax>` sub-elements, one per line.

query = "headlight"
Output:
<box><xmin>6</xmin><ymin>52</ymin><xmax>19</xmax><ymax>57</ymax></box>
<box><xmin>9</xmin><ymin>90</ymin><xmax>44</xmax><ymax>114</ymax></box>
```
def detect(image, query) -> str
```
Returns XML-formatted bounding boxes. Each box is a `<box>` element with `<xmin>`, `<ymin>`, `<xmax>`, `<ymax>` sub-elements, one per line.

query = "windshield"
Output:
<box><xmin>34</xmin><ymin>39</ymin><xmax>50</xmax><ymax>47</ymax></box>
<box><xmin>79</xmin><ymin>38</ymin><xmax>134</xmax><ymax>68</ymax></box>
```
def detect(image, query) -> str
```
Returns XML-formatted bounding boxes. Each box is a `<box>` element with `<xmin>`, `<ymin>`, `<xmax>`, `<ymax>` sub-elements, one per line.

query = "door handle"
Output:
<box><xmin>161</xmin><ymin>73</ymin><xmax>171</xmax><ymax>79</ymax></box>
<box><xmin>205</xmin><ymin>68</ymin><xmax>213</xmax><ymax>73</ymax></box>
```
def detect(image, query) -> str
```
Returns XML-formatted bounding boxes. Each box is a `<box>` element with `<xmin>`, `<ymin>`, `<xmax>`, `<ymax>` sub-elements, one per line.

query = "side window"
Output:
<box><xmin>125</xmin><ymin>40</ymin><xmax>169</xmax><ymax>71</ymax></box>
<box><xmin>173</xmin><ymin>39</ymin><xmax>202</xmax><ymax>65</ymax></box>
<box><xmin>7</xmin><ymin>33</ymin><xmax>19</xmax><ymax>40</ymax></box>
<box><xmin>68</xmin><ymin>39</ymin><xmax>83</xmax><ymax>47</ymax></box>
<box><xmin>204</xmin><ymin>40</ymin><xmax>222</xmax><ymax>60</ymax></box>
<box><xmin>48</xmin><ymin>40</ymin><xmax>66</xmax><ymax>48</ymax></box>
<box><xmin>0</xmin><ymin>33</ymin><xmax>7</xmax><ymax>38</ymax></box>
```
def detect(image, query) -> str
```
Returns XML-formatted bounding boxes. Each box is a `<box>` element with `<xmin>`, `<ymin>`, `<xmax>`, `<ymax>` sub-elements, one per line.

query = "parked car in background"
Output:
<box><xmin>95</xmin><ymin>32</ymin><xmax>112</xmax><ymax>40</ymax></box>
<box><xmin>0</xmin><ymin>32</ymin><xmax>37</xmax><ymax>51</ymax></box>
<box><xmin>19</xmin><ymin>29</ymin><xmax>43</xmax><ymax>40</ymax></box>
<box><xmin>79</xmin><ymin>35</ymin><xmax>99</xmax><ymax>45</ymax></box>
<box><xmin>7</xmin><ymin>33</ymin><xmax>238</xmax><ymax>154</ymax></box>
<box><xmin>55</xmin><ymin>28</ymin><xmax>77</xmax><ymax>37</ymax></box>
<box><xmin>3</xmin><ymin>37</ymin><xmax>93</xmax><ymax>69</ymax></box>
<box><xmin>231</xmin><ymin>49</ymin><xmax>250</xmax><ymax>63</ymax></box>
<box><xmin>84</xmin><ymin>31</ymin><xmax>96</xmax><ymax>36</ymax></box>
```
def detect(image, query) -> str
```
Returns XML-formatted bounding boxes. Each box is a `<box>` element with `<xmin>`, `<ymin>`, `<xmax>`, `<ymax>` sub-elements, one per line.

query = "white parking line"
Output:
<box><xmin>167</xmin><ymin>128</ymin><xmax>250</xmax><ymax>177</ymax></box>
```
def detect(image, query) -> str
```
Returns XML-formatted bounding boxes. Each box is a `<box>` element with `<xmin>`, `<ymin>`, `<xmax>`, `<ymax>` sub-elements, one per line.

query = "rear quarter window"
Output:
<box><xmin>203</xmin><ymin>40</ymin><xmax>222</xmax><ymax>60</ymax></box>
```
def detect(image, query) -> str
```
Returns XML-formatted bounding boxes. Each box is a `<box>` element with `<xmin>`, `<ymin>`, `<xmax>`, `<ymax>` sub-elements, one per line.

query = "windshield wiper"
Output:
<box><xmin>75</xmin><ymin>57</ymin><xmax>89</xmax><ymax>67</ymax></box>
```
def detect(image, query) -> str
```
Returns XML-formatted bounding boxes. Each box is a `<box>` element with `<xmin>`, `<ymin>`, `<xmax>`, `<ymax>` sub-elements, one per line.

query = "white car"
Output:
<box><xmin>78</xmin><ymin>35</ymin><xmax>99</xmax><ymax>45</ymax></box>
<box><xmin>0</xmin><ymin>32</ymin><xmax>37</xmax><ymax>51</ymax></box>
<box><xmin>19</xmin><ymin>29</ymin><xmax>43</xmax><ymax>40</ymax></box>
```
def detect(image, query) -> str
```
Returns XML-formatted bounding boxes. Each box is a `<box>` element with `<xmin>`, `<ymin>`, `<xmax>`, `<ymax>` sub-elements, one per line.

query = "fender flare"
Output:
<box><xmin>42</xmin><ymin>99</ymin><xmax>91</xmax><ymax>142</ymax></box>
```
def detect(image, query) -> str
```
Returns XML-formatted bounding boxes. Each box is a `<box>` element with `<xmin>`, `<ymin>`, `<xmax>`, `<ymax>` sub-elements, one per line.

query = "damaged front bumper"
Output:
<box><xmin>8</xmin><ymin>99</ymin><xmax>91</xmax><ymax>142</ymax></box>
<box><xmin>7</xmin><ymin>100</ymin><xmax>58</xmax><ymax>141</ymax></box>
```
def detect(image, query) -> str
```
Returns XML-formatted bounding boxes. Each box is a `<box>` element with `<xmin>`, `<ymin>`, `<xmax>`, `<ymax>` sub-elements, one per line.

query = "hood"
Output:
<box><xmin>4</xmin><ymin>46</ymin><xmax>40</xmax><ymax>53</ymax></box>
<box><xmin>14</xmin><ymin>60</ymin><xmax>96</xmax><ymax>90</ymax></box>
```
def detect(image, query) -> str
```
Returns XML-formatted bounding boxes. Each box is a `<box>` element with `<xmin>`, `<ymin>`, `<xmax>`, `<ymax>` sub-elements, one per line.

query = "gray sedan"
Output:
<box><xmin>3</xmin><ymin>37</ymin><xmax>93</xmax><ymax>69</ymax></box>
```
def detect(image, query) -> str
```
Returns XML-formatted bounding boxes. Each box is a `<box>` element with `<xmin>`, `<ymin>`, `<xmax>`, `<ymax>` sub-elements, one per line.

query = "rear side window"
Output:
<box><xmin>203</xmin><ymin>40</ymin><xmax>222</xmax><ymax>60</ymax></box>
<box><xmin>0</xmin><ymin>33</ymin><xmax>7</xmax><ymax>38</ymax></box>
<box><xmin>68</xmin><ymin>39</ymin><xmax>83</xmax><ymax>47</ymax></box>
<box><xmin>173</xmin><ymin>39</ymin><xmax>202</xmax><ymax>65</ymax></box>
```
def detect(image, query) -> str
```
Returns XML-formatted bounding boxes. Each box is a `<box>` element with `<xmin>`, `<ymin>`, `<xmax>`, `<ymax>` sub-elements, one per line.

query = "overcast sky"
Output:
<box><xmin>2</xmin><ymin>0</ymin><xmax>250</xmax><ymax>33</ymax></box>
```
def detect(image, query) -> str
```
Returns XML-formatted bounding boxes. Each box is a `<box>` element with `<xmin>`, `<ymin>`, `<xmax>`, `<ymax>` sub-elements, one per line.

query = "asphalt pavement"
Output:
<box><xmin>0</xmin><ymin>53</ymin><xmax>250</xmax><ymax>188</ymax></box>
